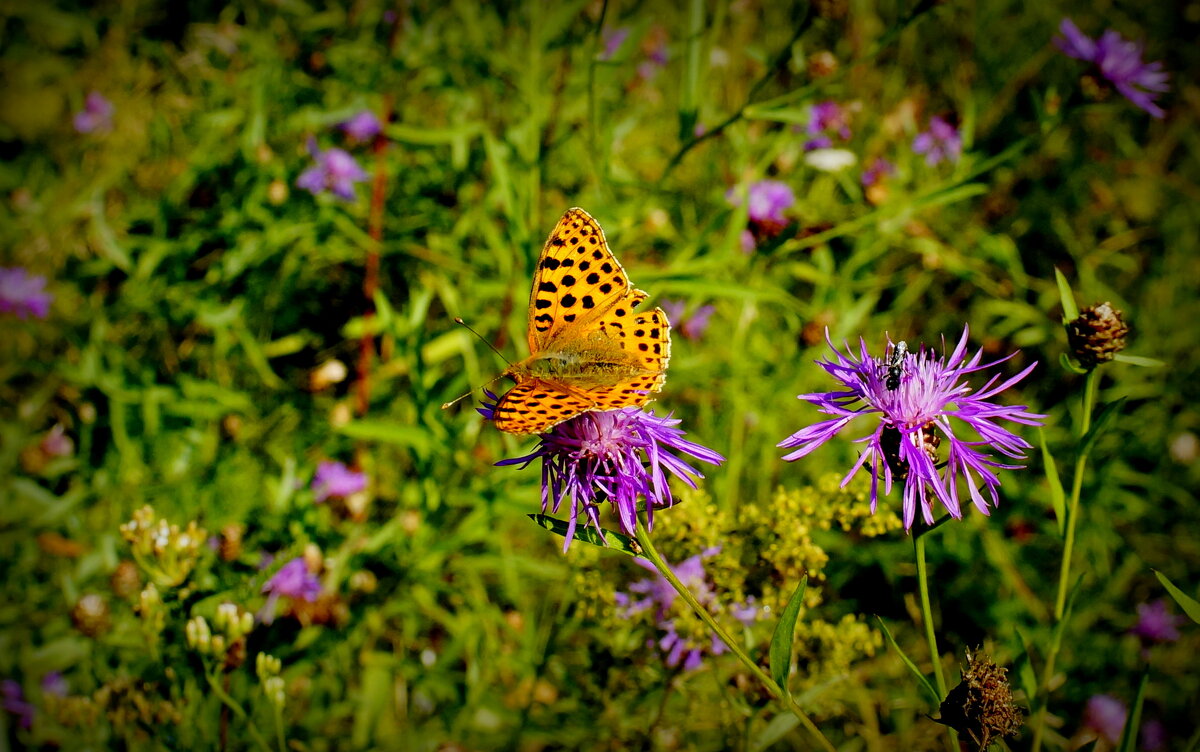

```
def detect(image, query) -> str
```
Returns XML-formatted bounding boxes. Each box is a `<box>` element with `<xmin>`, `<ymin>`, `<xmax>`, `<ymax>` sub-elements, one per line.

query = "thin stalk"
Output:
<box><xmin>1032</xmin><ymin>369</ymin><xmax>1099</xmax><ymax>752</ymax></box>
<box><xmin>914</xmin><ymin>533</ymin><xmax>957</xmax><ymax>752</ymax></box>
<box><xmin>634</xmin><ymin>519</ymin><xmax>835</xmax><ymax>752</ymax></box>
<box><xmin>205</xmin><ymin>670</ymin><xmax>272</xmax><ymax>752</ymax></box>
<box><xmin>1054</xmin><ymin>369</ymin><xmax>1097</xmax><ymax>619</ymax></box>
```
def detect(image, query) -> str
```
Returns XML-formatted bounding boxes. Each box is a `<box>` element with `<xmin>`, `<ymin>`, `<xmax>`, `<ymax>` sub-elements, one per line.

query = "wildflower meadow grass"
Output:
<box><xmin>1</xmin><ymin>1</ymin><xmax>1198</xmax><ymax>750</ymax></box>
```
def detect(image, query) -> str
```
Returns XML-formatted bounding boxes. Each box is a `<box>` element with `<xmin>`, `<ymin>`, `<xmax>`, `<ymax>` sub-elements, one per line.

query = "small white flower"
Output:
<box><xmin>804</xmin><ymin>148</ymin><xmax>857</xmax><ymax>172</ymax></box>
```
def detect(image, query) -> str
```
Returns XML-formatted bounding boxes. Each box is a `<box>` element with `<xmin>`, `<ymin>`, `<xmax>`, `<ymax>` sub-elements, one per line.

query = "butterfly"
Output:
<box><xmin>491</xmin><ymin>208</ymin><xmax>671</xmax><ymax>434</ymax></box>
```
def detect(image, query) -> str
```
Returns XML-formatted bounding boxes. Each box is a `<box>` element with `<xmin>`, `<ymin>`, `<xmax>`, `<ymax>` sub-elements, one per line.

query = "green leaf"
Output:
<box><xmin>1013</xmin><ymin>627</ymin><xmax>1038</xmax><ymax>703</ymax></box>
<box><xmin>1054</xmin><ymin>267</ymin><xmax>1079</xmax><ymax>323</ymax></box>
<box><xmin>875</xmin><ymin>616</ymin><xmax>941</xmax><ymax>706</ymax></box>
<box><xmin>1112</xmin><ymin>353</ymin><xmax>1165</xmax><ymax>368</ymax></box>
<box><xmin>335</xmin><ymin>421</ymin><xmax>432</xmax><ymax>458</ymax></box>
<box><xmin>769</xmin><ymin>575</ymin><xmax>808</xmax><ymax>696</ymax></box>
<box><xmin>1060</xmin><ymin>352</ymin><xmax>1089</xmax><ymax>374</ymax></box>
<box><xmin>528</xmin><ymin>514</ymin><xmax>639</xmax><ymax>556</ymax></box>
<box><xmin>1079</xmin><ymin>398</ymin><xmax>1126</xmax><ymax>457</ymax></box>
<box><xmin>749</xmin><ymin>712</ymin><xmax>799</xmax><ymax>752</ymax></box>
<box><xmin>1154</xmin><ymin>570</ymin><xmax>1200</xmax><ymax>624</ymax></box>
<box><xmin>1116</xmin><ymin>671</ymin><xmax>1149</xmax><ymax>752</ymax></box>
<box><xmin>1039</xmin><ymin>427</ymin><xmax>1066</xmax><ymax>536</ymax></box>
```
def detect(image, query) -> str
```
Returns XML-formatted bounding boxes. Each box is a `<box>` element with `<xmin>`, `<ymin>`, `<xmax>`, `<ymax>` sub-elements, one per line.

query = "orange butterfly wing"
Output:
<box><xmin>492</xmin><ymin>208</ymin><xmax>671</xmax><ymax>435</ymax></box>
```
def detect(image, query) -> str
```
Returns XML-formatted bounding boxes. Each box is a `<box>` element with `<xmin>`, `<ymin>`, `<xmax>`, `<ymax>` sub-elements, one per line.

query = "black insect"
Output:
<box><xmin>885</xmin><ymin>340</ymin><xmax>908</xmax><ymax>391</ymax></box>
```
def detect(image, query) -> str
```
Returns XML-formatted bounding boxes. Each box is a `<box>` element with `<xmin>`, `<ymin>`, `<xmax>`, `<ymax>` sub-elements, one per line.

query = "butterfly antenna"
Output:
<box><xmin>440</xmin><ymin>373</ymin><xmax>505</xmax><ymax>410</ymax></box>
<box><xmin>441</xmin><ymin>318</ymin><xmax>512</xmax><ymax>410</ymax></box>
<box><xmin>453</xmin><ymin>317</ymin><xmax>512</xmax><ymax>366</ymax></box>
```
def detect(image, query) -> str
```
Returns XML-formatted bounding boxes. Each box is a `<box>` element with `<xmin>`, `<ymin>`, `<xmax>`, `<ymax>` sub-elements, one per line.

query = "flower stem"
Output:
<box><xmin>205</xmin><ymin>670</ymin><xmax>273</xmax><ymax>752</ymax></box>
<box><xmin>914</xmin><ymin>533</ymin><xmax>957</xmax><ymax>752</ymax></box>
<box><xmin>1032</xmin><ymin>369</ymin><xmax>1098</xmax><ymax>752</ymax></box>
<box><xmin>1054</xmin><ymin>369</ymin><xmax>1096</xmax><ymax>619</ymax></box>
<box><xmin>634</xmin><ymin>518</ymin><xmax>835</xmax><ymax>752</ymax></box>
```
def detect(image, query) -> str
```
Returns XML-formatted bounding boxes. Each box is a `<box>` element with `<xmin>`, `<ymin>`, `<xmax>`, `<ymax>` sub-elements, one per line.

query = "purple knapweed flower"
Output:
<box><xmin>778</xmin><ymin>327</ymin><xmax>1044</xmax><ymax>529</ymax></box>
<box><xmin>1083</xmin><ymin>694</ymin><xmax>1126</xmax><ymax>744</ymax></box>
<box><xmin>726</xmin><ymin>180</ymin><xmax>795</xmax><ymax>226</ymax></box>
<box><xmin>1131</xmin><ymin>599</ymin><xmax>1183</xmax><ymax>645</ymax></box>
<box><xmin>861</xmin><ymin>157</ymin><xmax>896</xmax><ymax>188</ymax></box>
<box><xmin>660</xmin><ymin>300</ymin><xmax>715</xmax><ymax>341</ymax></box>
<box><xmin>260</xmin><ymin>557</ymin><xmax>321</xmax><ymax>624</ymax></box>
<box><xmin>73</xmin><ymin>91</ymin><xmax>113</xmax><ymax>134</ymax></box>
<box><xmin>1141</xmin><ymin>719</ymin><xmax>1167</xmax><ymax>751</ymax></box>
<box><xmin>296</xmin><ymin>138</ymin><xmax>369</xmax><ymax>201</ymax></box>
<box><xmin>41</xmin><ymin>425</ymin><xmax>74</xmax><ymax>458</ymax></box>
<box><xmin>340</xmin><ymin>110</ymin><xmax>383</xmax><ymax>141</ymax></box>
<box><xmin>600</xmin><ymin>27</ymin><xmax>630</xmax><ymax>61</ymax></box>
<box><xmin>636</xmin><ymin>29</ymin><xmax>669</xmax><ymax>80</ymax></box>
<box><xmin>1</xmin><ymin>680</ymin><xmax>33</xmax><ymax>730</ymax></box>
<box><xmin>0</xmin><ymin>268</ymin><xmax>52</xmax><ymax>319</ymax></box>
<box><xmin>804</xmin><ymin>100</ymin><xmax>852</xmax><ymax>151</ymax></box>
<box><xmin>40</xmin><ymin>672</ymin><xmax>68</xmax><ymax>698</ymax></box>
<box><xmin>482</xmin><ymin>397</ymin><xmax>724</xmax><ymax>550</ymax></box>
<box><xmin>616</xmin><ymin>547</ymin><xmax>757</xmax><ymax>670</ymax></box>
<box><xmin>312</xmin><ymin>460</ymin><xmax>367</xmax><ymax>503</ymax></box>
<box><xmin>1055</xmin><ymin>18</ymin><xmax>1168</xmax><ymax>118</ymax></box>
<box><xmin>913</xmin><ymin>116</ymin><xmax>962</xmax><ymax>166</ymax></box>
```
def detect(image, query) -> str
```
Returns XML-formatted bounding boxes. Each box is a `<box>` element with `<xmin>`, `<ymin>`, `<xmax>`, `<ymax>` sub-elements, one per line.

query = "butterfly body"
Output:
<box><xmin>492</xmin><ymin>208</ymin><xmax>671</xmax><ymax>435</ymax></box>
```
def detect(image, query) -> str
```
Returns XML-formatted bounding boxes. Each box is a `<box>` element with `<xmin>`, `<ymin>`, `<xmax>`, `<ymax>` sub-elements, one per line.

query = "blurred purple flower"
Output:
<box><xmin>912</xmin><ymin>117</ymin><xmax>962</xmax><ymax>166</ymax></box>
<box><xmin>1055</xmin><ymin>18</ymin><xmax>1168</xmax><ymax>118</ymax></box>
<box><xmin>660</xmin><ymin>300</ymin><xmax>715</xmax><ymax>341</ymax></box>
<box><xmin>340</xmin><ymin>110</ymin><xmax>383</xmax><ymax>141</ymax></box>
<box><xmin>1083</xmin><ymin>694</ymin><xmax>1126</xmax><ymax>744</ymax></box>
<box><xmin>263</xmin><ymin>558</ymin><xmax>321</xmax><ymax>602</ymax></box>
<box><xmin>600</xmin><ymin>27</ymin><xmax>630</xmax><ymax>61</ymax></box>
<box><xmin>260</xmin><ymin>557</ymin><xmax>321</xmax><ymax>624</ymax></box>
<box><xmin>40</xmin><ymin>672</ymin><xmax>68</xmax><ymax>698</ymax></box>
<box><xmin>73</xmin><ymin>91</ymin><xmax>113</xmax><ymax>134</ymax></box>
<box><xmin>312</xmin><ymin>460</ymin><xmax>367</xmax><ymax>503</ymax></box>
<box><xmin>482</xmin><ymin>397</ymin><xmax>724</xmax><ymax>550</ymax></box>
<box><xmin>861</xmin><ymin>157</ymin><xmax>896</xmax><ymax>188</ymax></box>
<box><xmin>1</xmin><ymin>680</ymin><xmax>33</xmax><ymax>730</ymax></box>
<box><xmin>41</xmin><ymin>425</ymin><xmax>74</xmax><ymax>458</ymax></box>
<box><xmin>616</xmin><ymin>547</ymin><xmax>757</xmax><ymax>670</ymax></box>
<box><xmin>1130</xmin><ymin>599</ymin><xmax>1183</xmax><ymax>644</ymax></box>
<box><xmin>726</xmin><ymin>180</ymin><xmax>795</xmax><ymax>225</ymax></box>
<box><xmin>778</xmin><ymin>327</ymin><xmax>1044</xmax><ymax>529</ymax></box>
<box><xmin>0</xmin><ymin>267</ymin><xmax>52</xmax><ymax>319</ymax></box>
<box><xmin>1141</xmin><ymin>718</ymin><xmax>1167</xmax><ymax>751</ymax></box>
<box><xmin>296</xmin><ymin>138</ymin><xmax>369</xmax><ymax>201</ymax></box>
<box><xmin>803</xmin><ymin>100</ymin><xmax>851</xmax><ymax>151</ymax></box>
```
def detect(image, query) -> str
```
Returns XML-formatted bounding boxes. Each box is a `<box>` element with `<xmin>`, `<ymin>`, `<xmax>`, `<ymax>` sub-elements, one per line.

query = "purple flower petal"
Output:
<box><xmin>0</xmin><ymin>267</ymin><xmax>53</xmax><ymax>319</ymax></box>
<box><xmin>779</xmin><ymin>327</ymin><xmax>1044</xmax><ymax>529</ymax></box>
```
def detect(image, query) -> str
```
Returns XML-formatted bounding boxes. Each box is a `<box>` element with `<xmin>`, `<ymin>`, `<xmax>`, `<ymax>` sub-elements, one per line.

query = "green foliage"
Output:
<box><xmin>1</xmin><ymin>0</ymin><xmax>1198</xmax><ymax>749</ymax></box>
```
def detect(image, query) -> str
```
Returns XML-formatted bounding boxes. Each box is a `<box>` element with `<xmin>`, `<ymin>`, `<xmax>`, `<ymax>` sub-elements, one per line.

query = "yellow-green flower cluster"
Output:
<box><xmin>570</xmin><ymin>474</ymin><xmax>896</xmax><ymax>703</ymax></box>
<box><xmin>256</xmin><ymin>653</ymin><xmax>286</xmax><ymax>709</ymax></box>
<box><xmin>119</xmin><ymin>505</ymin><xmax>207</xmax><ymax>587</ymax></box>
<box><xmin>740</xmin><ymin>474</ymin><xmax>901</xmax><ymax>611</ymax></box>
<box><xmin>187</xmin><ymin>602</ymin><xmax>254</xmax><ymax>665</ymax></box>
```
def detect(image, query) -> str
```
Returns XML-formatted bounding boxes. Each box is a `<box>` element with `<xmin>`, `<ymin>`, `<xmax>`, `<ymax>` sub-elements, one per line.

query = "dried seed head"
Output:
<box><xmin>938</xmin><ymin>649</ymin><xmax>1023</xmax><ymax>751</ymax></box>
<box><xmin>1067</xmin><ymin>302</ymin><xmax>1129</xmax><ymax>369</ymax></box>
<box><xmin>71</xmin><ymin>594</ymin><xmax>112</xmax><ymax>638</ymax></box>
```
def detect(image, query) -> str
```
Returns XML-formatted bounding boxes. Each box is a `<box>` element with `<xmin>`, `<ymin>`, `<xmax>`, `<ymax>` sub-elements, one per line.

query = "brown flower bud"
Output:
<box><xmin>1067</xmin><ymin>302</ymin><xmax>1129</xmax><ymax>369</ymax></box>
<box><xmin>938</xmin><ymin>649</ymin><xmax>1023</xmax><ymax>751</ymax></box>
<box><xmin>110</xmin><ymin>560</ymin><xmax>142</xmax><ymax>599</ymax></box>
<box><xmin>71</xmin><ymin>593</ymin><xmax>112</xmax><ymax>638</ymax></box>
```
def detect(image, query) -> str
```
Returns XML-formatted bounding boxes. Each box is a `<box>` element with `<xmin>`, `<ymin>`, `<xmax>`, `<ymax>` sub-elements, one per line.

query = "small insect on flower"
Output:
<box><xmin>884</xmin><ymin>340</ymin><xmax>908</xmax><ymax>391</ymax></box>
<box><xmin>778</xmin><ymin>327</ymin><xmax>1044</xmax><ymax>529</ymax></box>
